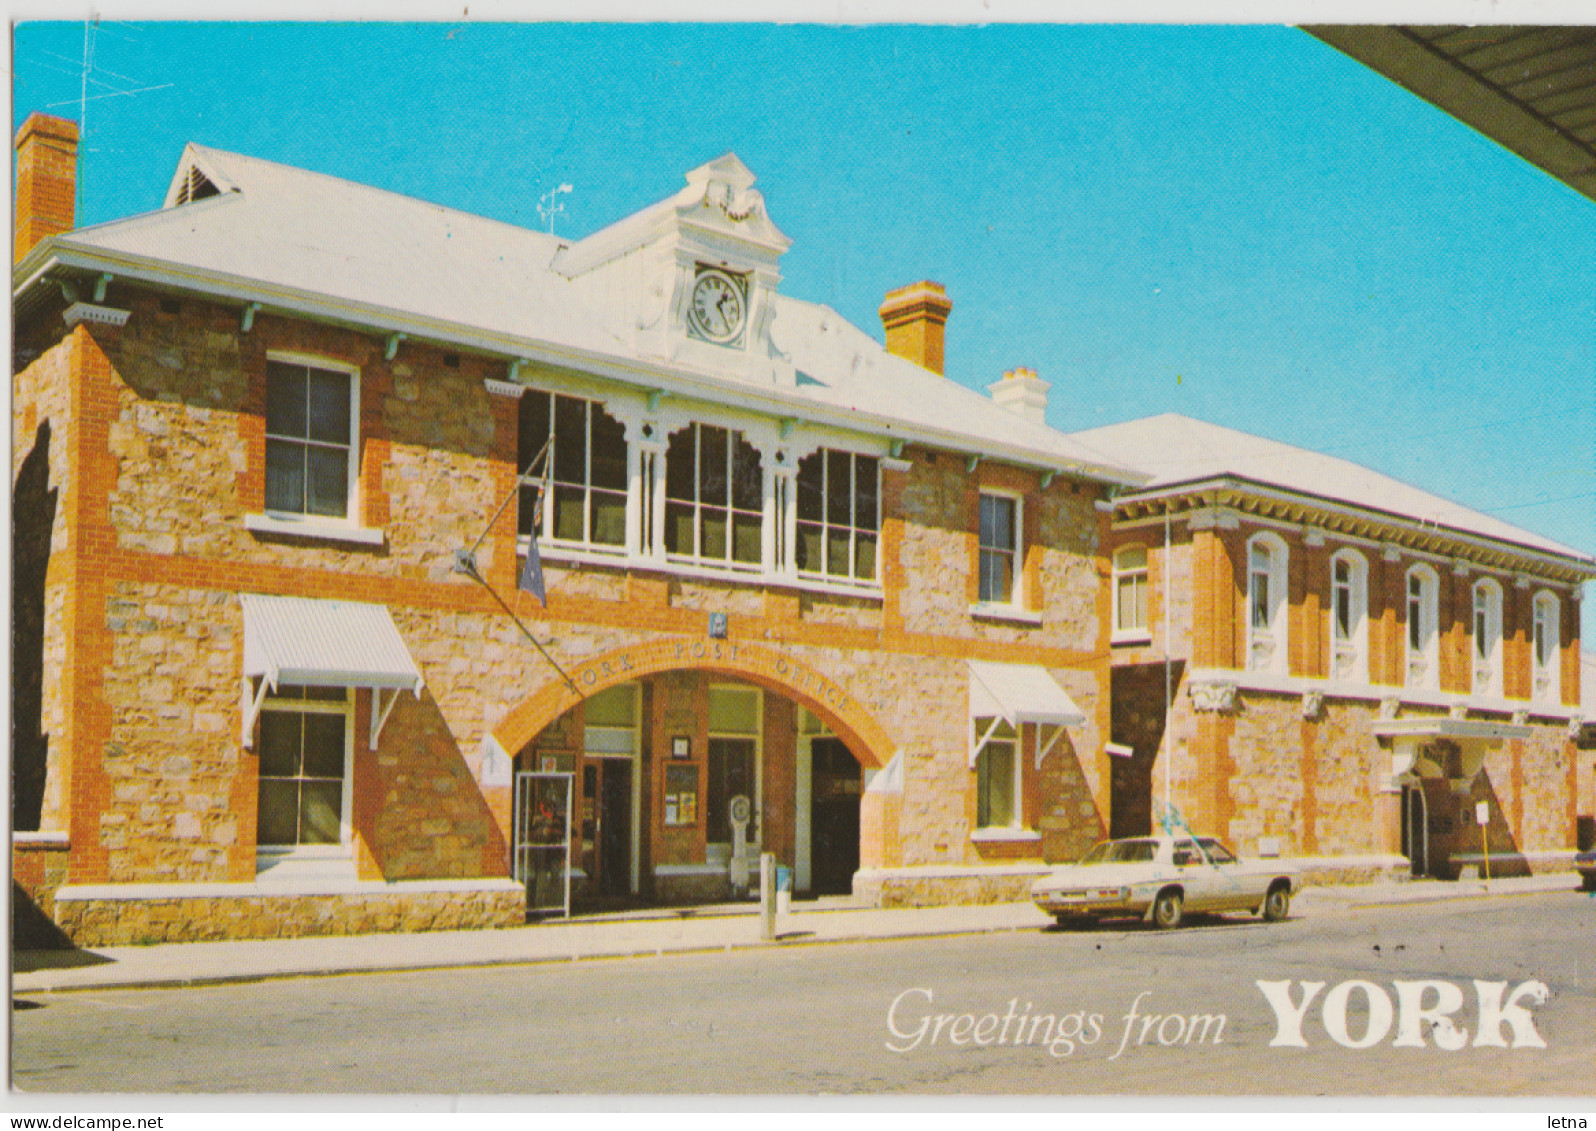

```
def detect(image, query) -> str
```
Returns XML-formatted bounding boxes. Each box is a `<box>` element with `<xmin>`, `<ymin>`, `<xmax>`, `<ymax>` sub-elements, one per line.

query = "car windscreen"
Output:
<box><xmin>1080</xmin><ymin>839</ymin><xmax>1158</xmax><ymax>864</ymax></box>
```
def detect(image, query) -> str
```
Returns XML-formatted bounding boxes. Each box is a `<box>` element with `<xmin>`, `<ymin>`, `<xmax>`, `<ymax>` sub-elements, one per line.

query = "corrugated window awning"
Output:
<box><xmin>968</xmin><ymin>660</ymin><xmax>1086</xmax><ymax>768</ymax></box>
<box><xmin>240</xmin><ymin>594</ymin><xmax>424</xmax><ymax>751</ymax></box>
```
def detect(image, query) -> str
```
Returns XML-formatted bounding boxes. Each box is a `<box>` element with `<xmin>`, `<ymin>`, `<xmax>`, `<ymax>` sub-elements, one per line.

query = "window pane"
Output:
<box><xmin>585</xmin><ymin>684</ymin><xmax>637</xmax><ymax>728</ymax></box>
<box><xmin>264</xmin><ymin>440</ymin><xmax>305</xmax><ymax>513</ymax></box>
<box><xmin>978</xmin><ymin>741</ymin><xmax>1015</xmax><ymax>828</ymax></box>
<box><xmin>591</xmin><ymin>490</ymin><xmax>627</xmax><ymax>546</ymax></box>
<box><xmin>854</xmin><ymin>533</ymin><xmax>877</xmax><ymax>580</ymax></box>
<box><xmin>980</xmin><ymin>549</ymin><xmax>1012</xmax><ymax>603</ymax></box>
<box><xmin>827</xmin><ymin>531</ymin><xmax>850</xmax><ymax>577</ymax></box>
<box><xmin>306</xmin><ymin>369</ymin><xmax>351</xmax><ymax>445</ymax></box>
<box><xmin>796</xmin><ymin>523</ymin><xmax>822</xmax><ymax>573</ymax></box>
<box><xmin>305</xmin><ymin>446</ymin><xmax>349</xmax><ymax>518</ymax></box>
<box><xmin>256</xmin><ymin>780</ymin><xmax>300</xmax><ymax>846</ymax></box>
<box><xmin>796</xmin><ymin>452</ymin><xmax>824</xmax><ymax>522</ymax></box>
<box><xmin>856</xmin><ymin>457</ymin><xmax>878</xmax><ymax>531</ymax></box>
<box><xmin>519</xmin><ymin>392</ymin><xmax>551</xmax><ymax>468</ymax></box>
<box><xmin>552</xmin><ymin>485</ymin><xmax>585</xmax><ymax>541</ymax></box>
<box><xmin>980</xmin><ymin>495</ymin><xmax>1014</xmax><ymax>551</ymax></box>
<box><xmin>731</xmin><ymin>436</ymin><xmax>762</xmax><ymax>512</ymax></box>
<box><xmin>699</xmin><ymin>426</ymin><xmax>728</xmax><ymax>505</ymax></box>
<box><xmin>265</xmin><ymin>362</ymin><xmax>307</xmax><ymax>438</ymax></box>
<box><xmin>590</xmin><ymin>407</ymin><xmax>628</xmax><ymax>490</ymax></box>
<box><xmin>700</xmin><ymin>507</ymin><xmax>729</xmax><ymax>560</ymax></box>
<box><xmin>826</xmin><ymin>450</ymin><xmax>851</xmax><ymax>526</ymax></box>
<box><xmin>666</xmin><ymin>501</ymin><xmax>695</xmax><ymax>556</ymax></box>
<box><xmin>301</xmin><ymin>713</ymin><xmax>345</xmax><ymax>778</ymax></box>
<box><xmin>299</xmin><ymin>781</ymin><xmax>343</xmax><ymax>845</ymax></box>
<box><xmin>553</xmin><ymin>396</ymin><xmax>587</xmax><ymax>484</ymax></box>
<box><xmin>258</xmin><ymin>712</ymin><xmax>301</xmax><ymax>777</ymax></box>
<box><xmin>732</xmin><ymin>513</ymin><xmax>762</xmax><ymax>565</ymax></box>
<box><xmin>665</xmin><ymin>428</ymin><xmax>696</xmax><ymax>502</ymax></box>
<box><xmin>708</xmin><ymin>687</ymin><xmax>760</xmax><ymax>733</ymax></box>
<box><xmin>1335</xmin><ymin>590</ymin><xmax>1352</xmax><ymax>641</ymax></box>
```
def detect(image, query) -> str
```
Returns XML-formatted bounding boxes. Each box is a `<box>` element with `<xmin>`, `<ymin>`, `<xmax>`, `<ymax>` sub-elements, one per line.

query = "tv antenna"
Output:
<box><xmin>537</xmin><ymin>183</ymin><xmax>574</xmax><ymax>235</ymax></box>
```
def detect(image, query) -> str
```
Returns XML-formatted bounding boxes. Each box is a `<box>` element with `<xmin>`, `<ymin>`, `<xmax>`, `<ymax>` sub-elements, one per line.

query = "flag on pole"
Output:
<box><xmin>519</xmin><ymin>537</ymin><xmax>546</xmax><ymax>605</ymax></box>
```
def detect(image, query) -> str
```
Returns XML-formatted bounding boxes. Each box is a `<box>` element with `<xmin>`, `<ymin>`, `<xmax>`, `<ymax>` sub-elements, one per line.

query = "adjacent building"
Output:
<box><xmin>12</xmin><ymin>112</ymin><xmax>1592</xmax><ymax>945</ymax></box>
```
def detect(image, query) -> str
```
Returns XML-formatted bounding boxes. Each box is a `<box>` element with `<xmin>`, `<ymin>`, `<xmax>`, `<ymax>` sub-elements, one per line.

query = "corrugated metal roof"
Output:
<box><xmin>1307</xmin><ymin>26</ymin><xmax>1596</xmax><ymax>203</ymax></box>
<box><xmin>240</xmin><ymin>593</ymin><xmax>423</xmax><ymax>692</ymax></box>
<box><xmin>1070</xmin><ymin>413</ymin><xmax>1593</xmax><ymax>565</ymax></box>
<box><xmin>38</xmin><ymin>145</ymin><xmax>1136</xmax><ymax>485</ymax></box>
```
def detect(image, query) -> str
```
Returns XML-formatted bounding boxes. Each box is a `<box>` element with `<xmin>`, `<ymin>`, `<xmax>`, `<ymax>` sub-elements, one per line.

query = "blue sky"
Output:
<box><xmin>13</xmin><ymin>21</ymin><xmax>1594</xmax><ymax>636</ymax></box>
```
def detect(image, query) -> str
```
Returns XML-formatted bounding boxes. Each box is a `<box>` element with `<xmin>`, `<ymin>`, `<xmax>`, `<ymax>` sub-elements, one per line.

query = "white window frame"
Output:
<box><xmin>976</xmin><ymin>489</ymin><xmax>1024</xmax><ymax>609</ymax></box>
<box><xmin>794</xmin><ymin>448</ymin><xmax>881</xmax><ymax>585</ymax></box>
<box><xmin>1405</xmin><ymin>564</ymin><xmax>1440</xmax><ymax>692</ymax></box>
<box><xmin>664</xmin><ymin>422</ymin><xmax>765</xmax><ymax>572</ymax></box>
<box><xmin>1112</xmin><ymin>544</ymin><xmax>1150</xmax><ymax>642</ymax></box>
<box><xmin>260</xmin><ymin>351</ymin><xmax>360</xmax><ymax>526</ymax></box>
<box><xmin>1532</xmin><ymin>590</ymin><xmax>1560</xmax><ymax>704</ymax></box>
<box><xmin>973</xmin><ymin>720</ymin><xmax>1023</xmax><ymax>831</ymax></box>
<box><xmin>1246</xmin><ymin>532</ymin><xmax>1289</xmax><ymax>674</ymax></box>
<box><xmin>519</xmin><ymin>389</ymin><xmax>629</xmax><ymax>556</ymax></box>
<box><xmin>1472</xmin><ymin>578</ymin><xmax>1504</xmax><ymax>699</ymax></box>
<box><xmin>1329</xmin><ymin>549</ymin><xmax>1368</xmax><ymax>683</ymax></box>
<box><xmin>253</xmin><ymin>685</ymin><xmax>355</xmax><ymax>868</ymax></box>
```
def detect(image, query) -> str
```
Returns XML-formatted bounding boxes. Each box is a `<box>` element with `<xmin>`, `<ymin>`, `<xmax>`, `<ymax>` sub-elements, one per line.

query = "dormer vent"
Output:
<box><xmin>173</xmin><ymin>164</ymin><xmax>221</xmax><ymax>206</ymax></box>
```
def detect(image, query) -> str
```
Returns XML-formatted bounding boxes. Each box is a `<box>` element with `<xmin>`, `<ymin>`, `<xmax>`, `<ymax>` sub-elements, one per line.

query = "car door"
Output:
<box><xmin>1173</xmin><ymin>838</ymin><xmax>1218</xmax><ymax>910</ymax></box>
<box><xmin>1199</xmin><ymin>838</ymin><xmax>1256</xmax><ymax>910</ymax></box>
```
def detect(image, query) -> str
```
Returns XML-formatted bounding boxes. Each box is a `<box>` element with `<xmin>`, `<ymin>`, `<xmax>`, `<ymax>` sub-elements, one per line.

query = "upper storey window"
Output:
<box><xmin>1246</xmin><ymin>533</ymin><xmax>1288</xmax><ymax>674</ymax></box>
<box><xmin>977</xmin><ymin>492</ymin><xmax>1022</xmax><ymax>605</ymax></box>
<box><xmin>796</xmin><ymin>450</ymin><xmax>879</xmax><ymax>583</ymax></box>
<box><xmin>1330</xmin><ymin>550</ymin><xmax>1368</xmax><ymax>682</ymax></box>
<box><xmin>265</xmin><ymin>360</ymin><xmax>356</xmax><ymax>519</ymax></box>
<box><xmin>518</xmin><ymin>391</ymin><xmax>627</xmax><ymax>551</ymax></box>
<box><xmin>1532</xmin><ymin>591</ymin><xmax>1560</xmax><ymax>703</ymax></box>
<box><xmin>666</xmin><ymin>423</ymin><xmax>763</xmax><ymax>568</ymax></box>
<box><xmin>1405</xmin><ymin>565</ymin><xmax>1440</xmax><ymax>691</ymax></box>
<box><xmin>1472</xmin><ymin>579</ymin><xmax>1503</xmax><ymax>698</ymax></box>
<box><xmin>1113</xmin><ymin>546</ymin><xmax>1149</xmax><ymax>638</ymax></box>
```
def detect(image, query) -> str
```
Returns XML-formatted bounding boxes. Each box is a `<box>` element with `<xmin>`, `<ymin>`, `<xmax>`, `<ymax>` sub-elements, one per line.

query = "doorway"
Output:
<box><xmin>1400</xmin><ymin>782</ymin><xmax>1429</xmax><ymax>878</ymax></box>
<box><xmin>809</xmin><ymin>737</ymin><xmax>861</xmax><ymax>895</ymax></box>
<box><xmin>581</xmin><ymin>758</ymin><xmax>634</xmax><ymax>898</ymax></box>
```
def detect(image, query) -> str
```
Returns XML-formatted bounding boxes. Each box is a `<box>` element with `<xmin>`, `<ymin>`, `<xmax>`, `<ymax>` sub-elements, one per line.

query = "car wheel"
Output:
<box><xmin>1152</xmin><ymin>889</ymin><xmax>1183</xmax><ymax>930</ymax></box>
<box><xmin>1261</xmin><ymin>884</ymin><xmax>1290</xmax><ymax>922</ymax></box>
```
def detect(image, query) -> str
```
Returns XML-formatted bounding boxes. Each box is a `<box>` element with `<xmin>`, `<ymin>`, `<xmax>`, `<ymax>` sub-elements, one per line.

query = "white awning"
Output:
<box><xmin>240</xmin><ymin>594</ymin><xmax>424</xmax><ymax>751</ymax></box>
<box><xmin>968</xmin><ymin>661</ymin><xmax>1086</xmax><ymax>768</ymax></box>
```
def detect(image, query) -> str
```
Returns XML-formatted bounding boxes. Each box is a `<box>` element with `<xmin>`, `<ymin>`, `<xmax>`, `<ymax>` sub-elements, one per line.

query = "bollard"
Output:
<box><xmin>759</xmin><ymin>852</ymin><xmax>776</xmax><ymax>941</ymax></box>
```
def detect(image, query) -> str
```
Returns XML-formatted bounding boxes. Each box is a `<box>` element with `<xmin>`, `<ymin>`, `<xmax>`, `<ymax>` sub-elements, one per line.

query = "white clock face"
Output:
<box><xmin>689</xmin><ymin>270</ymin><xmax>745</xmax><ymax>344</ymax></box>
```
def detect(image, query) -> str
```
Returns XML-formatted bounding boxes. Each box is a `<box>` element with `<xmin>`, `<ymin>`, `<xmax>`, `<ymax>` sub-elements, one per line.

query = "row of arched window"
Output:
<box><xmin>1112</xmin><ymin>537</ymin><xmax>1565</xmax><ymax>703</ymax></box>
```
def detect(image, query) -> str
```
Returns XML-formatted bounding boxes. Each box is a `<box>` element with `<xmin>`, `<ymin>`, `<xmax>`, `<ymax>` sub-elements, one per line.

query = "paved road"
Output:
<box><xmin>12</xmin><ymin>892</ymin><xmax>1593</xmax><ymax>1096</ymax></box>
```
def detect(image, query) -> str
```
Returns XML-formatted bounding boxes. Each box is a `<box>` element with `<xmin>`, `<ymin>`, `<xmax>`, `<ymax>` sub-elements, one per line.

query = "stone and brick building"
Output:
<box><xmin>12</xmin><ymin>113</ymin><xmax>1592</xmax><ymax>944</ymax></box>
<box><xmin>1075</xmin><ymin>414</ymin><xmax>1594</xmax><ymax>881</ymax></box>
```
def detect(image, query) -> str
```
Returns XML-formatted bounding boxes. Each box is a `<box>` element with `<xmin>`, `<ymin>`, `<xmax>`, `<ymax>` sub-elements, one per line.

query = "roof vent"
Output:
<box><xmin>173</xmin><ymin>164</ymin><xmax>221</xmax><ymax>206</ymax></box>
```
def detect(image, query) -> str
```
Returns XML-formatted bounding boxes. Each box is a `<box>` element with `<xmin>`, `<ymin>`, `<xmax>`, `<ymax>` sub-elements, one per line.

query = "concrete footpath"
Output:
<box><xmin>13</xmin><ymin>872</ymin><xmax>1587</xmax><ymax>995</ymax></box>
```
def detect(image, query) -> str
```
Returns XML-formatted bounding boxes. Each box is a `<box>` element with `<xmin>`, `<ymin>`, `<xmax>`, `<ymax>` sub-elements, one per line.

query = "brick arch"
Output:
<box><xmin>493</xmin><ymin>637</ymin><xmax>896</xmax><ymax>770</ymax></box>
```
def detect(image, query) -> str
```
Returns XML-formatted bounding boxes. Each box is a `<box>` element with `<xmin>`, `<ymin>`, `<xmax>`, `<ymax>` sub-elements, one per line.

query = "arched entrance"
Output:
<box><xmin>493</xmin><ymin>638</ymin><xmax>894</xmax><ymax>905</ymax></box>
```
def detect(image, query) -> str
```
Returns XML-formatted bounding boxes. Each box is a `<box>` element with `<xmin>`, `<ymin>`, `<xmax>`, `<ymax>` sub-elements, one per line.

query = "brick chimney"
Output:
<box><xmin>879</xmin><ymin>281</ymin><xmax>953</xmax><ymax>375</ymax></box>
<box><xmin>988</xmin><ymin>367</ymin><xmax>1050</xmax><ymax>425</ymax></box>
<box><xmin>15</xmin><ymin>113</ymin><xmax>79</xmax><ymax>265</ymax></box>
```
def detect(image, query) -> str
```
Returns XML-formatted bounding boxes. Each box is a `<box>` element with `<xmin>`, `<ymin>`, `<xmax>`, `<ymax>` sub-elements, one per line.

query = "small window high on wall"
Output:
<box><xmin>1246</xmin><ymin>533</ymin><xmax>1287</xmax><ymax>674</ymax></box>
<box><xmin>1472</xmin><ymin>579</ymin><xmax>1503</xmax><ymax>698</ymax></box>
<box><xmin>1113</xmin><ymin>546</ymin><xmax>1148</xmax><ymax>637</ymax></box>
<box><xmin>1532</xmin><ymin>591</ymin><xmax>1560</xmax><ymax>703</ymax></box>
<box><xmin>1330</xmin><ymin>550</ymin><xmax>1368</xmax><ymax>682</ymax></box>
<box><xmin>1405</xmin><ymin>566</ymin><xmax>1440</xmax><ymax>691</ymax></box>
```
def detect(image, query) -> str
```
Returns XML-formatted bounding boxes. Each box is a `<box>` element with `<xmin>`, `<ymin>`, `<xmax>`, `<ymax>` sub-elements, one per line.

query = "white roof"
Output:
<box><xmin>42</xmin><ymin>144</ymin><xmax>1135</xmax><ymax>485</ymax></box>
<box><xmin>241</xmin><ymin>593</ymin><xmax>424</xmax><ymax>693</ymax></box>
<box><xmin>1070</xmin><ymin>413</ymin><xmax>1591</xmax><ymax>563</ymax></box>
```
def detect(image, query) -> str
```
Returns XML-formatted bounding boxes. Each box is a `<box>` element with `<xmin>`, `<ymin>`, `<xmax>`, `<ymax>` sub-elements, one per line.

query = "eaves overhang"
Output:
<box><xmin>14</xmin><ymin>239</ymin><xmax>1145</xmax><ymax>491</ymax></box>
<box><xmin>1110</xmin><ymin>475</ymin><xmax>1596</xmax><ymax>585</ymax></box>
<box><xmin>1372</xmin><ymin>717</ymin><xmax>1534</xmax><ymax>743</ymax></box>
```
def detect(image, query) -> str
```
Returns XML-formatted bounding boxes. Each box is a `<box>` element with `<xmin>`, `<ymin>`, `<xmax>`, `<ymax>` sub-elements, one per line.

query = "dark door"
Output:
<box><xmin>1401</xmin><ymin>784</ymin><xmax>1428</xmax><ymax>878</ymax></box>
<box><xmin>598</xmin><ymin>760</ymin><xmax>632</xmax><ymax>897</ymax></box>
<box><xmin>708</xmin><ymin>737</ymin><xmax>757</xmax><ymax>846</ymax></box>
<box><xmin>810</xmin><ymin>737</ymin><xmax>861</xmax><ymax>895</ymax></box>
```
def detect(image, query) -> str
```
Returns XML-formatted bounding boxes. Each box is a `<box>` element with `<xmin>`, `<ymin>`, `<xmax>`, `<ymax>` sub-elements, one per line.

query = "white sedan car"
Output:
<box><xmin>1031</xmin><ymin>834</ymin><xmax>1301</xmax><ymax>929</ymax></box>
